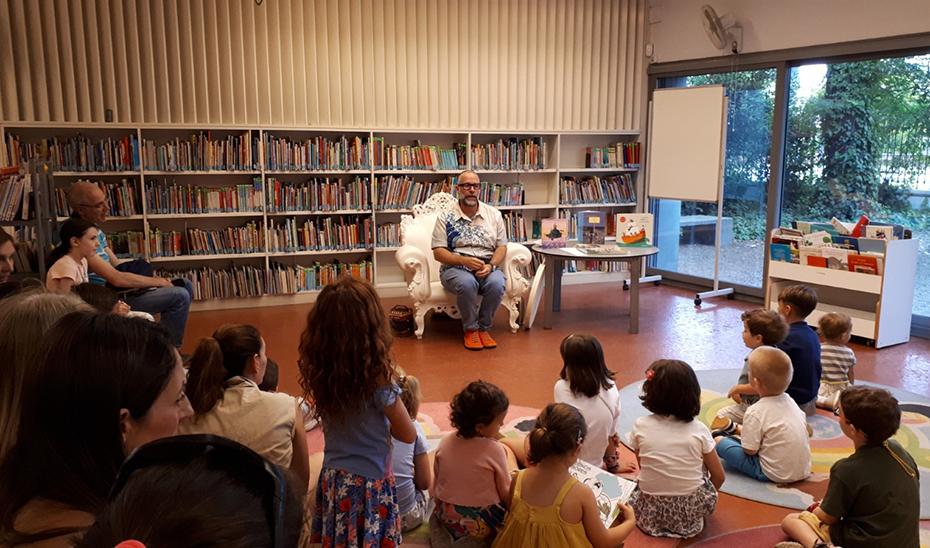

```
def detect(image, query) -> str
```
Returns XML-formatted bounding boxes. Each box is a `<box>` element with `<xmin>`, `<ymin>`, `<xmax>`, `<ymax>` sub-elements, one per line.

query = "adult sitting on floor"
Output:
<box><xmin>431</xmin><ymin>170</ymin><xmax>508</xmax><ymax>351</ymax></box>
<box><xmin>67</xmin><ymin>181</ymin><xmax>193</xmax><ymax>347</ymax></box>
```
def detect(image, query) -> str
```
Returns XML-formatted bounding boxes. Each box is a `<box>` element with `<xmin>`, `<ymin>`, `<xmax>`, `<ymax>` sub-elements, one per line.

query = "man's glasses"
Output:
<box><xmin>112</xmin><ymin>434</ymin><xmax>288</xmax><ymax>547</ymax></box>
<box><xmin>458</xmin><ymin>183</ymin><xmax>480</xmax><ymax>190</ymax></box>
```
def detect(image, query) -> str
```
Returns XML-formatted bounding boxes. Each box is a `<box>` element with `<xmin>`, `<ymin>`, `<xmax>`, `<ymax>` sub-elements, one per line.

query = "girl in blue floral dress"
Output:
<box><xmin>299</xmin><ymin>277</ymin><xmax>417</xmax><ymax>547</ymax></box>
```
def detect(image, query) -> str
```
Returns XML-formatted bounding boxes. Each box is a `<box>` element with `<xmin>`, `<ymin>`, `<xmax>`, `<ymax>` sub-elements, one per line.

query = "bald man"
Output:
<box><xmin>431</xmin><ymin>170</ymin><xmax>508</xmax><ymax>351</ymax></box>
<box><xmin>68</xmin><ymin>181</ymin><xmax>193</xmax><ymax>347</ymax></box>
<box><xmin>0</xmin><ymin>230</ymin><xmax>15</xmax><ymax>284</ymax></box>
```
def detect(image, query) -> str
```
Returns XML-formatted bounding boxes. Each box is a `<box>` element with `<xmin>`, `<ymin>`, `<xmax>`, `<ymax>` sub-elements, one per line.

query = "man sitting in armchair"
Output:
<box><xmin>431</xmin><ymin>170</ymin><xmax>507</xmax><ymax>351</ymax></box>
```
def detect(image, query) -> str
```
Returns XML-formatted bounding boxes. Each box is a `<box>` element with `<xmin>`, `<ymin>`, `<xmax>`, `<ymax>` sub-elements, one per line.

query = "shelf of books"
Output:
<box><xmin>2</xmin><ymin>125</ymin><xmax>640</xmax><ymax>308</ymax></box>
<box><xmin>765</xmin><ymin>219</ymin><xmax>918</xmax><ymax>348</ymax></box>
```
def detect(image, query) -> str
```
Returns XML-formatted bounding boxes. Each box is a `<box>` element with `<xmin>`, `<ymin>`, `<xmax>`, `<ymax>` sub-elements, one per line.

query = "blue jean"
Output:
<box><xmin>124</xmin><ymin>279</ymin><xmax>194</xmax><ymax>347</ymax></box>
<box><xmin>715</xmin><ymin>436</ymin><xmax>770</xmax><ymax>482</ymax></box>
<box><xmin>439</xmin><ymin>267</ymin><xmax>505</xmax><ymax>332</ymax></box>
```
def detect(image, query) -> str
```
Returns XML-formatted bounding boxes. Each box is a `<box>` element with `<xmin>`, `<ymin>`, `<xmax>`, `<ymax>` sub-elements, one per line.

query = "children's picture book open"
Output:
<box><xmin>569</xmin><ymin>459</ymin><xmax>636</xmax><ymax>528</ymax></box>
<box><xmin>541</xmin><ymin>218</ymin><xmax>568</xmax><ymax>248</ymax></box>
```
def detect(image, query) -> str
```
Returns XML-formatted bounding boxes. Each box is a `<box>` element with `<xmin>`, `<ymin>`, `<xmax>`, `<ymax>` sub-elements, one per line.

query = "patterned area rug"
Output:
<box><xmin>307</xmin><ymin>402</ymin><xmax>678</xmax><ymax>546</ymax></box>
<box><xmin>617</xmin><ymin>370</ymin><xmax>930</xmax><ymax>518</ymax></box>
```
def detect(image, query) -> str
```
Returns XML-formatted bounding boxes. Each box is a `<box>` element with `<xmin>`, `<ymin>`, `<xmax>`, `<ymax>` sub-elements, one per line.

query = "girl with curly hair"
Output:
<box><xmin>298</xmin><ymin>276</ymin><xmax>416</xmax><ymax>547</ymax></box>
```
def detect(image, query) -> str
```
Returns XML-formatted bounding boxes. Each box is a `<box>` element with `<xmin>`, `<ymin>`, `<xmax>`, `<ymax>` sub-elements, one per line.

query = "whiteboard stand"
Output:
<box><xmin>646</xmin><ymin>85</ymin><xmax>732</xmax><ymax>307</ymax></box>
<box><xmin>693</xmin><ymin>183</ymin><xmax>734</xmax><ymax>307</ymax></box>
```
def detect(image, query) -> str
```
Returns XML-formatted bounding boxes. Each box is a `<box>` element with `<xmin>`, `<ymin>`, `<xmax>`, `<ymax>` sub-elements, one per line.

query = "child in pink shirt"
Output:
<box><xmin>431</xmin><ymin>381</ymin><xmax>513</xmax><ymax>545</ymax></box>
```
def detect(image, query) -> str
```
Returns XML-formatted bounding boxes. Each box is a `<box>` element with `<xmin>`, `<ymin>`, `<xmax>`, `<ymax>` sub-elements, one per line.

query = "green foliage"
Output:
<box><xmin>783</xmin><ymin>55</ymin><xmax>930</xmax><ymax>223</ymax></box>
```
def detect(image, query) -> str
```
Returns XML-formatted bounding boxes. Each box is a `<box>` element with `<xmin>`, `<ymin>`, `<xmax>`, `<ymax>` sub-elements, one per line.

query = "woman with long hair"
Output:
<box><xmin>0</xmin><ymin>312</ymin><xmax>193</xmax><ymax>546</ymax></box>
<box><xmin>45</xmin><ymin>218</ymin><xmax>98</xmax><ymax>293</ymax></box>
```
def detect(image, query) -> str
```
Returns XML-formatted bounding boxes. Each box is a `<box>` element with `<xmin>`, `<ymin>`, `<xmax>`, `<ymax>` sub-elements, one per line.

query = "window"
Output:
<box><xmin>782</xmin><ymin>55</ymin><xmax>930</xmax><ymax>316</ymax></box>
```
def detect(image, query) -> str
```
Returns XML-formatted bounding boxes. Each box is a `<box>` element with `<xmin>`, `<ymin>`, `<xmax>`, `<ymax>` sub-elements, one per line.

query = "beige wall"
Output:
<box><xmin>0</xmin><ymin>0</ymin><xmax>647</xmax><ymax>130</ymax></box>
<box><xmin>647</xmin><ymin>0</ymin><xmax>930</xmax><ymax>63</ymax></box>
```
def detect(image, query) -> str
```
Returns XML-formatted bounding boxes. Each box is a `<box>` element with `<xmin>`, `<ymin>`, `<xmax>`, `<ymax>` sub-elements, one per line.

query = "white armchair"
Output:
<box><xmin>395</xmin><ymin>192</ymin><xmax>532</xmax><ymax>339</ymax></box>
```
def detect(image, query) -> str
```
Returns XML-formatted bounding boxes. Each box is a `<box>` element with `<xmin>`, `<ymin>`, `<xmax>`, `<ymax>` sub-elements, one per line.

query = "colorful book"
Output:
<box><xmin>577</xmin><ymin>210</ymin><xmax>606</xmax><ymax>245</ymax></box>
<box><xmin>848</xmin><ymin>254</ymin><xmax>879</xmax><ymax>275</ymax></box>
<box><xmin>821</xmin><ymin>247</ymin><xmax>849</xmax><ymax>270</ymax></box>
<box><xmin>541</xmin><ymin>218</ymin><xmax>568</xmax><ymax>248</ymax></box>
<box><xmin>831</xmin><ymin>236</ymin><xmax>860</xmax><ymax>252</ymax></box>
<box><xmin>568</xmin><ymin>459</ymin><xmax>636</xmax><ymax>528</ymax></box>
<box><xmin>802</xmin><ymin>231</ymin><xmax>833</xmax><ymax>247</ymax></box>
<box><xmin>770</xmin><ymin>243</ymin><xmax>794</xmax><ymax>263</ymax></box>
<box><xmin>615</xmin><ymin>213</ymin><xmax>653</xmax><ymax>247</ymax></box>
<box><xmin>857</xmin><ymin>238</ymin><xmax>886</xmax><ymax>254</ymax></box>
<box><xmin>865</xmin><ymin>225</ymin><xmax>895</xmax><ymax>241</ymax></box>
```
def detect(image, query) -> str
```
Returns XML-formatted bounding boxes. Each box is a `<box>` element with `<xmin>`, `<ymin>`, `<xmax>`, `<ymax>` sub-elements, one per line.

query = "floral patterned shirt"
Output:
<box><xmin>430</xmin><ymin>200</ymin><xmax>507</xmax><ymax>271</ymax></box>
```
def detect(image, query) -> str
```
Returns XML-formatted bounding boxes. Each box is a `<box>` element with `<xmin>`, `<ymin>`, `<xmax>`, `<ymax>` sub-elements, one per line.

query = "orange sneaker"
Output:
<box><xmin>464</xmin><ymin>330</ymin><xmax>483</xmax><ymax>351</ymax></box>
<box><xmin>478</xmin><ymin>331</ymin><xmax>497</xmax><ymax>349</ymax></box>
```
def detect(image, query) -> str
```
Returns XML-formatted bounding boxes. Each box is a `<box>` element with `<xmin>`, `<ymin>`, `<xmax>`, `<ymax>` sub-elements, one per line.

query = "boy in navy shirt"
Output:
<box><xmin>776</xmin><ymin>285</ymin><xmax>821</xmax><ymax>415</ymax></box>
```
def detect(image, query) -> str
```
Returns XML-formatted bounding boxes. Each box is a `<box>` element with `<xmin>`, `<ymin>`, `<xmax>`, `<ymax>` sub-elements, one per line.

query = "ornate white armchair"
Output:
<box><xmin>395</xmin><ymin>193</ymin><xmax>532</xmax><ymax>339</ymax></box>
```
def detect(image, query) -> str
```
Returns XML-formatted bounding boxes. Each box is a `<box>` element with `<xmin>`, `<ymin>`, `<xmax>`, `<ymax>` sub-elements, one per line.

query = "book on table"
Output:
<box><xmin>576</xmin><ymin>210</ymin><xmax>606</xmax><ymax>245</ymax></box>
<box><xmin>568</xmin><ymin>459</ymin><xmax>636</xmax><ymax>528</ymax></box>
<box><xmin>541</xmin><ymin>218</ymin><xmax>568</xmax><ymax>248</ymax></box>
<box><xmin>615</xmin><ymin>213</ymin><xmax>653</xmax><ymax>247</ymax></box>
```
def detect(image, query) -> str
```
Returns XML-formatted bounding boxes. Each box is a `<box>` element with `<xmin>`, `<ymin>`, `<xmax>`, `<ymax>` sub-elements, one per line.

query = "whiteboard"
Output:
<box><xmin>647</xmin><ymin>85</ymin><xmax>727</xmax><ymax>203</ymax></box>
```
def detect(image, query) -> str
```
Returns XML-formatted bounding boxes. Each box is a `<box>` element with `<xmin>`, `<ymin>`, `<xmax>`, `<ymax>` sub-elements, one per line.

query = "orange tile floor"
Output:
<box><xmin>182</xmin><ymin>282</ymin><xmax>930</xmax><ymax>544</ymax></box>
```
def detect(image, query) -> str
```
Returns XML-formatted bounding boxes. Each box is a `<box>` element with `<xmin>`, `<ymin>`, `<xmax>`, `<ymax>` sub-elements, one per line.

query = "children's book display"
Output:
<box><xmin>541</xmin><ymin>218</ymin><xmax>568</xmax><ymax>248</ymax></box>
<box><xmin>568</xmin><ymin>459</ymin><xmax>636</xmax><ymax>528</ymax></box>
<box><xmin>576</xmin><ymin>210</ymin><xmax>616</xmax><ymax>254</ymax></box>
<box><xmin>769</xmin><ymin>215</ymin><xmax>914</xmax><ymax>276</ymax></box>
<box><xmin>615</xmin><ymin>213</ymin><xmax>654</xmax><ymax>247</ymax></box>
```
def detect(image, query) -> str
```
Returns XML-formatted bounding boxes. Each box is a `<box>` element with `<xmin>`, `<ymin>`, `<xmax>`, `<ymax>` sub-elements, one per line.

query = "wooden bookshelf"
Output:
<box><xmin>2</xmin><ymin>125</ymin><xmax>641</xmax><ymax>309</ymax></box>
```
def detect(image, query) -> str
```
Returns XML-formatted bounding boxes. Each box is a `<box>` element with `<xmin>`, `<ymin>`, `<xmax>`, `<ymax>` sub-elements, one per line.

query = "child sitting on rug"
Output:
<box><xmin>493</xmin><ymin>403</ymin><xmax>637</xmax><ymax>547</ymax></box>
<box><xmin>391</xmin><ymin>371</ymin><xmax>433</xmax><ymax>532</ymax></box>
<box><xmin>715</xmin><ymin>346</ymin><xmax>811</xmax><ymax>484</ymax></box>
<box><xmin>777</xmin><ymin>285</ymin><xmax>822</xmax><ymax>415</ymax></box>
<box><xmin>628</xmin><ymin>359</ymin><xmax>725</xmax><ymax>538</ymax></box>
<box><xmin>815</xmin><ymin>312</ymin><xmax>856</xmax><ymax>410</ymax></box>
<box><xmin>778</xmin><ymin>386</ymin><xmax>918</xmax><ymax>548</ymax></box>
<box><xmin>299</xmin><ymin>277</ymin><xmax>417</xmax><ymax>547</ymax></box>
<box><xmin>431</xmin><ymin>380</ymin><xmax>514</xmax><ymax>546</ymax></box>
<box><xmin>712</xmin><ymin>309</ymin><xmax>789</xmax><ymax>435</ymax></box>
<box><xmin>553</xmin><ymin>333</ymin><xmax>632</xmax><ymax>473</ymax></box>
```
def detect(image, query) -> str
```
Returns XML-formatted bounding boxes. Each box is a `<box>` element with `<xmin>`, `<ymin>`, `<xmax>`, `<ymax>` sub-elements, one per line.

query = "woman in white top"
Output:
<box><xmin>45</xmin><ymin>218</ymin><xmax>98</xmax><ymax>293</ymax></box>
<box><xmin>178</xmin><ymin>324</ymin><xmax>310</xmax><ymax>491</ymax></box>
<box><xmin>553</xmin><ymin>333</ymin><xmax>629</xmax><ymax>472</ymax></box>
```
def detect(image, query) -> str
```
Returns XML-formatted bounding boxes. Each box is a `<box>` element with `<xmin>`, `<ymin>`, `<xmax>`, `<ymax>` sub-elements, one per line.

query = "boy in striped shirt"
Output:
<box><xmin>816</xmin><ymin>312</ymin><xmax>856</xmax><ymax>410</ymax></box>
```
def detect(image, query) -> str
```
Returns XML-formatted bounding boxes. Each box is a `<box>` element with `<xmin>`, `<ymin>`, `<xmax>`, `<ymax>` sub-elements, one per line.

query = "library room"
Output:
<box><xmin>2</xmin><ymin>1</ymin><xmax>930</xmax><ymax>546</ymax></box>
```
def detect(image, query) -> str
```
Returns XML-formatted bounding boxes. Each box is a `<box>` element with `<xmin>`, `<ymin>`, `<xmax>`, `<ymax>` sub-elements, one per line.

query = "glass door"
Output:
<box><xmin>651</xmin><ymin>69</ymin><xmax>777</xmax><ymax>292</ymax></box>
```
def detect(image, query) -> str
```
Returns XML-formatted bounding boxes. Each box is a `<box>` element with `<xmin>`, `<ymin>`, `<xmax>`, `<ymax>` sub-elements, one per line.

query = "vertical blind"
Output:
<box><xmin>0</xmin><ymin>0</ymin><xmax>646</xmax><ymax>130</ymax></box>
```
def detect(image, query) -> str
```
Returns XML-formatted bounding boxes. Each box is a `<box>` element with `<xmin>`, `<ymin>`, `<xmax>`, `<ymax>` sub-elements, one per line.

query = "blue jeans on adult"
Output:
<box><xmin>439</xmin><ymin>267</ymin><xmax>505</xmax><ymax>332</ymax></box>
<box><xmin>124</xmin><ymin>279</ymin><xmax>194</xmax><ymax>347</ymax></box>
<box><xmin>715</xmin><ymin>436</ymin><xmax>770</xmax><ymax>482</ymax></box>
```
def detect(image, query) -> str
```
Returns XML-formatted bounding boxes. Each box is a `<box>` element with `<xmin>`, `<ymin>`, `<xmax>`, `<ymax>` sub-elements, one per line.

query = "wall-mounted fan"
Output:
<box><xmin>701</xmin><ymin>5</ymin><xmax>742</xmax><ymax>54</ymax></box>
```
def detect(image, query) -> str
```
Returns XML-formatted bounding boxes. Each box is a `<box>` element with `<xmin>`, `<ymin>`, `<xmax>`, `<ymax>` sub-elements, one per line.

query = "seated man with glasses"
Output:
<box><xmin>68</xmin><ymin>181</ymin><xmax>193</xmax><ymax>347</ymax></box>
<box><xmin>431</xmin><ymin>170</ymin><xmax>508</xmax><ymax>351</ymax></box>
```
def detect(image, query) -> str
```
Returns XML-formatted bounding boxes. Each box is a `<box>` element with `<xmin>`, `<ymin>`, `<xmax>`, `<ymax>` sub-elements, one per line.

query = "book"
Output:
<box><xmin>830</xmin><ymin>217</ymin><xmax>854</xmax><ymax>235</ymax></box>
<box><xmin>577</xmin><ymin>244</ymin><xmax>625</xmax><ymax>255</ymax></box>
<box><xmin>807</xmin><ymin>255</ymin><xmax>828</xmax><ymax>268</ymax></box>
<box><xmin>857</xmin><ymin>238</ymin><xmax>886</xmax><ymax>254</ymax></box>
<box><xmin>802</xmin><ymin>231</ymin><xmax>833</xmax><ymax>247</ymax></box>
<box><xmin>831</xmin><ymin>235</ymin><xmax>860</xmax><ymax>252</ymax></box>
<box><xmin>848</xmin><ymin>254</ymin><xmax>879</xmax><ymax>275</ymax></box>
<box><xmin>568</xmin><ymin>459</ymin><xmax>636</xmax><ymax>528</ymax></box>
<box><xmin>799</xmin><ymin>246</ymin><xmax>822</xmax><ymax>267</ymax></box>
<box><xmin>821</xmin><ymin>247</ymin><xmax>850</xmax><ymax>270</ymax></box>
<box><xmin>770</xmin><ymin>243</ymin><xmax>794</xmax><ymax>263</ymax></box>
<box><xmin>541</xmin><ymin>218</ymin><xmax>568</xmax><ymax>248</ymax></box>
<box><xmin>808</xmin><ymin>223</ymin><xmax>839</xmax><ymax>237</ymax></box>
<box><xmin>615</xmin><ymin>213</ymin><xmax>653</xmax><ymax>247</ymax></box>
<box><xmin>577</xmin><ymin>210</ymin><xmax>606</xmax><ymax>245</ymax></box>
<box><xmin>865</xmin><ymin>225</ymin><xmax>895</xmax><ymax>241</ymax></box>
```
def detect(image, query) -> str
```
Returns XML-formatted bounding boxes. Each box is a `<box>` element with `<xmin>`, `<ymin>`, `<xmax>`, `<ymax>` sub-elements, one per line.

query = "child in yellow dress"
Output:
<box><xmin>492</xmin><ymin>403</ymin><xmax>636</xmax><ymax>548</ymax></box>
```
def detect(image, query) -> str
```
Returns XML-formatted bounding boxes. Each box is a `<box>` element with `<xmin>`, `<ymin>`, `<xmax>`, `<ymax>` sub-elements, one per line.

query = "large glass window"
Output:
<box><xmin>783</xmin><ymin>55</ymin><xmax>930</xmax><ymax>317</ymax></box>
<box><xmin>653</xmin><ymin>69</ymin><xmax>776</xmax><ymax>289</ymax></box>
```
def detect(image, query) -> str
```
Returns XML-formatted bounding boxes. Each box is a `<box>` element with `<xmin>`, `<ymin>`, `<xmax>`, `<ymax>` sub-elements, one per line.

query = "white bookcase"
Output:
<box><xmin>764</xmin><ymin>238</ymin><xmax>919</xmax><ymax>348</ymax></box>
<box><xmin>2</xmin><ymin>124</ymin><xmax>641</xmax><ymax>310</ymax></box>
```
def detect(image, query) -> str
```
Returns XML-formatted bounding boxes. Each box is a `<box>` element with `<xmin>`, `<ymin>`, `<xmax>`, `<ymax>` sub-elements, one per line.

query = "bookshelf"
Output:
<box><xmin>2</xmin><ymin>125</ymin><xmax>641</xmax><ymax>310</ymax></box>
<box><xmin>764</xmin><ymin>237</ymin><xmax>918</xmax><ymax>348</ymax></box>
<box><xmin>0</xmin><ymin>161</ymin><xmax>56</xmax><ymax>280</ymax></box>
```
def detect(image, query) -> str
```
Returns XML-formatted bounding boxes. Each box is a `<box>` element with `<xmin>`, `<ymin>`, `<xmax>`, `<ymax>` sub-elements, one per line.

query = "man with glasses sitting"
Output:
<box><xmin>68</xmin><ymin>181</ymin><xmax>193</xmax><ymax>348</ymax></box>
<box><xmin>431</xmin><ymin>170</ymin><xmax>508</xmax><ymax>351</ymax></box>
